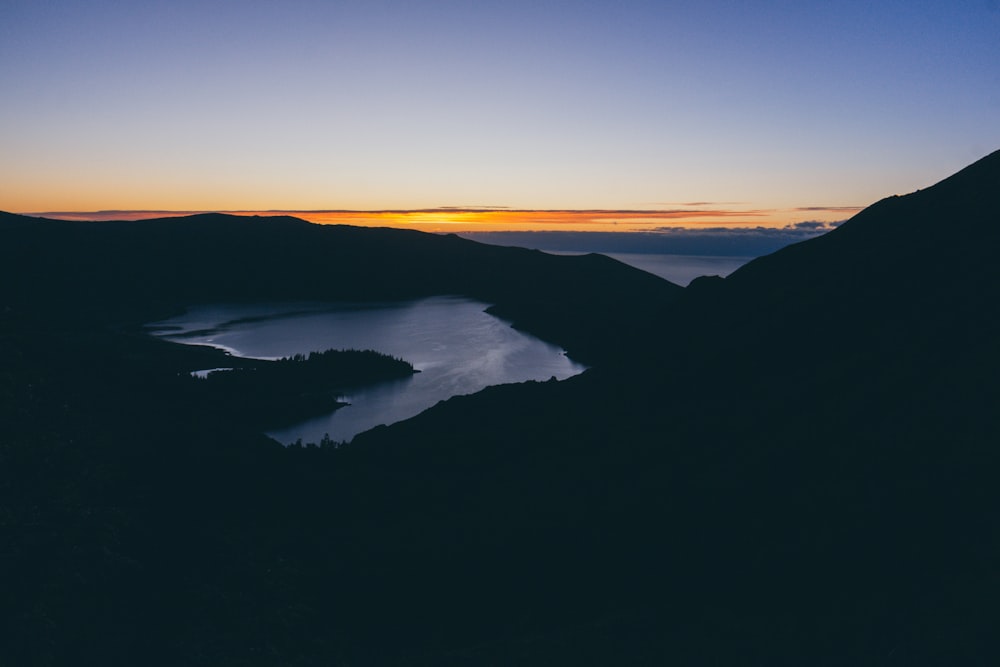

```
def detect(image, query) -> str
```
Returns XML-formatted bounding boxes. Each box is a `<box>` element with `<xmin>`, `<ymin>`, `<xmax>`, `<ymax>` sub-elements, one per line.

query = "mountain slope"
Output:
<box><xmin>643</xmin><ymin>148</ymin><xmax>1000</xmax><ymax>444</ymax></box>
<box><xmin>687</xmin><ymin>147</ymin><xmax>1000</xmax><ymax>339</ymax></box>
<box><xmin>348</xmin><ymin>149</ymin><xmax>1000</xmax><ymax>663</ymax></box>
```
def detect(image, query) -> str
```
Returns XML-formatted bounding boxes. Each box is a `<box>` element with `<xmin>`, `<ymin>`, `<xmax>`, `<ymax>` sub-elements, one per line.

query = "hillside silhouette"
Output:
<box><xmin>350</xmin><ymin>148</ymin><xmax>1000</xmax><ymax>663</ymax></box>
<box><xmin>2</xmin><ymin>150</ymin><xmax>999</xmax><ymax>665</ymax></box>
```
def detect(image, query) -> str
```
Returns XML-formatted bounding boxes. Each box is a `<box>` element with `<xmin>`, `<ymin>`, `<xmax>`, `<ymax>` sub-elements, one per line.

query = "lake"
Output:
<box><xmin>148</xmin><ymin>297</ymin><xmax>586</xmax><ymax>444</ymax></box>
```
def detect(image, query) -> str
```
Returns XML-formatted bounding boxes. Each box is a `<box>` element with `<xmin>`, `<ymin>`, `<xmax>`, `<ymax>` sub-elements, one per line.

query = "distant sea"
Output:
<box><xmin>515</xmin><ymin>248</ymin><xmax>753</xmax><ymax>285</ymax></box>
<box><xmin>456</xmin><ymin>231</ymin><xmax>771</xmax><ymax>286</ymax></box>
<box><xmin>568</xmin><ymin>252</ymin><xmax>751</xmax><ymax>286</ymax></box>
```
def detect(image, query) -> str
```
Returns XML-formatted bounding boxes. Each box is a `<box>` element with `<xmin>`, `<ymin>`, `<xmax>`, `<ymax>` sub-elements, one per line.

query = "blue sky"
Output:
<box><xmin>2</xmin><ymin>0</ymin><xmax>998</xmax><ymax>221</ymax></box>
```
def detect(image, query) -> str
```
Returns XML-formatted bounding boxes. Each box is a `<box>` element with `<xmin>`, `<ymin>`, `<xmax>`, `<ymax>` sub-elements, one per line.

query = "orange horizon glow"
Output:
<box><xmin>22</xmin><ymin>206</ymin><xmax>862</xmax><ymax>233</ymax></box>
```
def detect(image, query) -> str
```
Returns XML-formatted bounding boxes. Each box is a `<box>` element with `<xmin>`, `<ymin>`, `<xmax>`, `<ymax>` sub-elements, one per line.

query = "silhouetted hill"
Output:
<box><xmin>0</xmin><ymin>210</ymin><xmax>43</xmax><ymax>228</ymax></box>
<box><xmin>641</xmin><ymin>148</ymin><xmax>1000</xmax><ymax>414</ymax></box>
<box><xmin>3</xmin><ymin>150</ymin><xmax>999</xmax><ymax>666</ymax></box>
<box><xmin>0</xmin><ymin>211</ymin><xmax>679</xmax><ymax>362</ymax></box>
<box><xmin>701</xmin><ymin>147</ymin><xmax>1000</xmax><ymax>329</ymax></box>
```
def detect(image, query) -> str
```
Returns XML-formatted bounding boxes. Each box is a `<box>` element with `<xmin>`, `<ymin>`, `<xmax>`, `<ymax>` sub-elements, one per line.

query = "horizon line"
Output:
<box><xmin>11</xmin><ymin>207</ymin><xmax>861</xmax><ymax>233</ymax></box>
<box><xmin>19</xmin><ymin>205</ymin><xmax>862</xmax><ymax>216</ymax></box>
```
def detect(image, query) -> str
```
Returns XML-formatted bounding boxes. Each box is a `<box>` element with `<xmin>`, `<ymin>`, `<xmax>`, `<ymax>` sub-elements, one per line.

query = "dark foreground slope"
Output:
<box><xmin>350</xmin><ymin>149</ymin><xmax>1000</xmax><ymax>663</ymax></box>
<box><xmin>2</xmin><ymin>151</ymin><xmax>999</xmax><ymax>666</ymax></box>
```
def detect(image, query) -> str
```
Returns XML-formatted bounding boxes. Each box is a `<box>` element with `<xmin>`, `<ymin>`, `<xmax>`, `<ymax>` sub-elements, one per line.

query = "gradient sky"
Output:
<box><xmin>2</xmin><ymin>0</ymin><xmax>998</xmax><ymax>229</ymax></box>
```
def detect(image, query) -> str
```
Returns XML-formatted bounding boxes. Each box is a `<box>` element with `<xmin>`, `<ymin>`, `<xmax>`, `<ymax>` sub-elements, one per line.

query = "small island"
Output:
<box><xmin>191</xmin><ymin>348</ymin><xmax>416</xmax><ymax>432</ymax></box>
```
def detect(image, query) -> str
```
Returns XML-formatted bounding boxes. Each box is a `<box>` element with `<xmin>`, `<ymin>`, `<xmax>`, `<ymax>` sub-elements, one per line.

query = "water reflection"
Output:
<box><xmin>149</xmin><ymin>297</ymin><xmax>586</xmax><ymax>443</ymax></box>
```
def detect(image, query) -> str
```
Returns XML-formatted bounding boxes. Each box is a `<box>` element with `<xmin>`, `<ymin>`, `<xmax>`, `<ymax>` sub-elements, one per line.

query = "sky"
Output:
<box><xmin>2</xmin><ymin>0</ymin><xmax>998</xmax><ymax>232</ymax></box>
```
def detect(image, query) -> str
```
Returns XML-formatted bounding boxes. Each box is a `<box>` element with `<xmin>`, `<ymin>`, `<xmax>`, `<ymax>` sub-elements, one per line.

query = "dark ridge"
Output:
<box><xmin>725</xmin><ymin>147</ymin><xmax>1000</xmax><ymax>290</ymax></box>
<box><xmin>648</xmin><ymin>146</ymin><xmax>1000</xmax><ymax>370</ymax></box>
<box><xmin>0</xmin><ymin>210</ymin><xmax>44</xmax><ymax>228</ymax></box>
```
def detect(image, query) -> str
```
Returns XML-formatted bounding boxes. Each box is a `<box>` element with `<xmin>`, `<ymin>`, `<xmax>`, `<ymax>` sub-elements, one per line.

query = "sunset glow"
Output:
<box><xmin>30</xmin><ymin>206</ymin><xmax>862</xmax><ymax>233</ymax></box>
<box><xmin>2</xmin><ymin>2</ymin><xmax>997</xmax><ymax>230</ymax></box>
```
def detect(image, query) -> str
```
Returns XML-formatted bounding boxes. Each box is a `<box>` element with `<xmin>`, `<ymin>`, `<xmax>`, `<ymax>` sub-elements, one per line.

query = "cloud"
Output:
<box><xmin>647</xmin><ymin>202</ymin><xmax>749</xmax><ymax>207</ymax></box>
<box><xmin>433</xmin><ymin>205</ymin><xmax>512</xmax><ymax>210</ymax></box>
<box><xmin>460</xmin><ymin>218</ymin><xmax>847</xmax><ymax>258</ymax></box>
<box><xmin>794</xmin><ymin>206</ymin><xmax>863</xmax><ymax>213</ymax></box>
<box><xmin>783</xmin><ymin>219</ymin><xmax>848</xmax><ymax>230</ymax></box>
<box><xmin>27</xmin><ymin>208</ymin><xmax>851</xmax><ymax>236</ymax></box>
<box><xmin>652</xmin><ymin>224</ymin><xmax>827</xmax><ymax>236</ymax></box>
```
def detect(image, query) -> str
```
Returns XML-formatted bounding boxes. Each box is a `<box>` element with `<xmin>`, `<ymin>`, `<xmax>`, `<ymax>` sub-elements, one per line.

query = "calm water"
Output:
<box><xmin>542</xmin><ymin>251</ymin><xmax>751</xmax><ymax>286</ymax></box>
<box><xmin>148</xmin><ymin>297</ymin><xmax>586</xmax><ymax>444</ymax></box>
